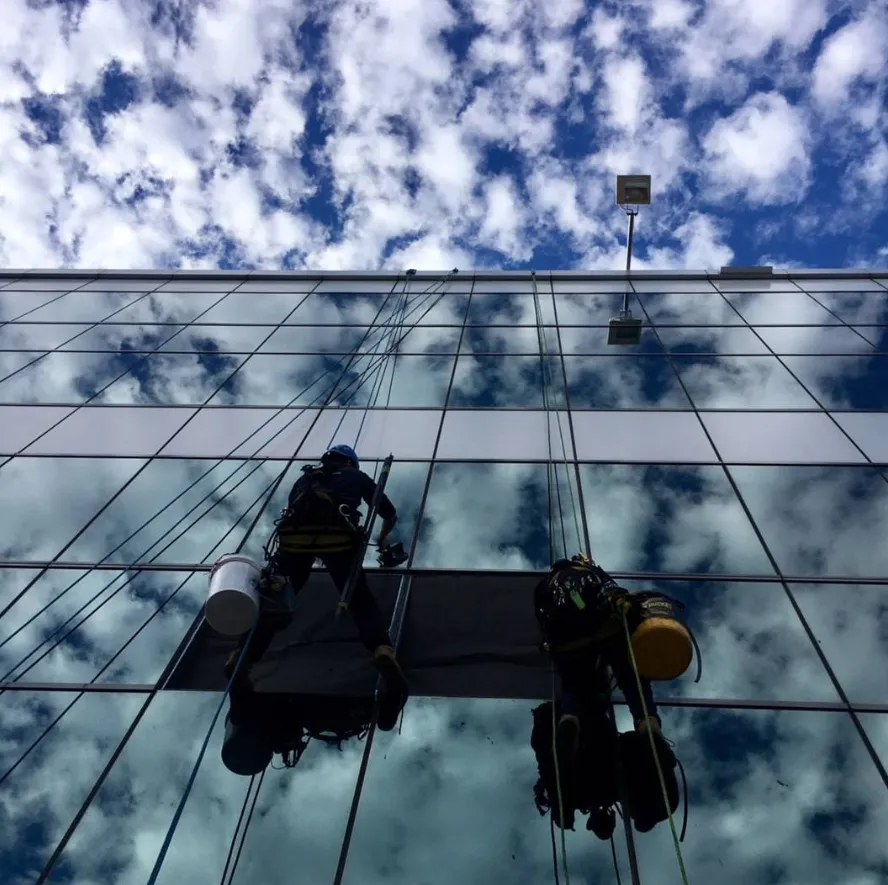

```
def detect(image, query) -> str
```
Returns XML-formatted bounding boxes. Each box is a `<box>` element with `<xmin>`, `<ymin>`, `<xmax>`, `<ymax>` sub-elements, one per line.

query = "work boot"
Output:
<box><xmin>587</xmin><ymin>806</ymin><xmax>616</xmax><ymax>841</ymax></box>
<box><xmin>552</xmin><ymin>714</ymin><xmax>580</xmax><ymax>828</ymax></box>
<box><xmin>373</xmin><ymin>646</ymin><xmax>409</xmax><ymax>732</ymax></box>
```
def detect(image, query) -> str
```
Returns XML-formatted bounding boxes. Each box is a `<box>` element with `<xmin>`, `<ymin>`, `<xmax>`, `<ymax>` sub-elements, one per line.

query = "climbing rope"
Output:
<box><xmin>621</xmin><ymin>609</ymin><xmax>691</xmax><ymax>885</ymax></box>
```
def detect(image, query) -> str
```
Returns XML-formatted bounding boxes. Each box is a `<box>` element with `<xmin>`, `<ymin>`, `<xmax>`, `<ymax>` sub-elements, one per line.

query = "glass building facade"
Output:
<box><xmin>1</xmin><ymin>268</ymin><xmax>887</xmax><ymax>885</ymax></box>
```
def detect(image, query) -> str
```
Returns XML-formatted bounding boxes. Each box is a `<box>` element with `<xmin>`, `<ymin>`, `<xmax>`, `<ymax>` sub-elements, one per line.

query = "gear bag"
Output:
<box><xmin>618</xmin><ymin>729</ymin><xmax>680</xmax><ymax>833</ymax></box>
<box><xmin>274</xmin><ymin>464</ymin><xmax>359</xmax><ymax>555</ymax></box>
<box><xmin>626</xmin><ymin>592</ymin><xmax>694</xmax><ymax>682</ymax></box>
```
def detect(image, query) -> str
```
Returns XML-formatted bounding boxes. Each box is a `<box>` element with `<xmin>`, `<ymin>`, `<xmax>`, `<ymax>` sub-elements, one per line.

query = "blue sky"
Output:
<box><xmin>3</xmin><ymin>0</ymin><xmax>888</xmax><ymax>273</ymax></box>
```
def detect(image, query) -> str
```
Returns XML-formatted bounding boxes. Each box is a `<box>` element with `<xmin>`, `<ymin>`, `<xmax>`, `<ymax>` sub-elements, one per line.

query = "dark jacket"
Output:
<box><xmin>287</xmin><ymin>464</ymin><xmax>396</xmax><ymax>528</ymax></box>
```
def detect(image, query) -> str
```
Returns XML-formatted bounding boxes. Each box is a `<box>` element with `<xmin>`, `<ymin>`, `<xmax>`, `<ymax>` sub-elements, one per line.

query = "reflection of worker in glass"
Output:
<box><xmin>225</xmin><ymin>444</ymin><xmax>408</xmax><ymax>731</ymax></box>
<box><xmin>534</xmin><ymin>554</ymin><xmax>690</xmax><ymax>830</ymax></box>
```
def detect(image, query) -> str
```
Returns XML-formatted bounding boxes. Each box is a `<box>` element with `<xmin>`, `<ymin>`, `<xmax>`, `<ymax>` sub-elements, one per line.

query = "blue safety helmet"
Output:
<box><xmin>324</xmin><ymin>444</ymin><xmax>359</xmax><ymax>469</ymax></box>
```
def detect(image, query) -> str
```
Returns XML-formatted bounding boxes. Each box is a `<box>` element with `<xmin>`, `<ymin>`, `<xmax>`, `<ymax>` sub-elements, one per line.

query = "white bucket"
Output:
<box><xmin>205</xmin><ymin>554</ymin><xmax>262</xmax><ymax>636</ymax></box>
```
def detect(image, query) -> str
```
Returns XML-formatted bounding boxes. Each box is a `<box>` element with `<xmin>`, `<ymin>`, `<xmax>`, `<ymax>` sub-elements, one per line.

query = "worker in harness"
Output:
<box><xmin>225</xmin><ymin>444</ymin><xmax>409</xmax><ymax>731</ymax></box>
<box><xmin>534</xmin><ymin>554</ymin><xmax>691</xmax><ymax>833</ymax></box>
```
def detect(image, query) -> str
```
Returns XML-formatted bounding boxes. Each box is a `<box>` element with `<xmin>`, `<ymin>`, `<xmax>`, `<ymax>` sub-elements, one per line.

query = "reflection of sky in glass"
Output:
<box><xmin>2</xmin><ymin>273</ymin><xmax>888</xmax><ymax>885</ymax></box>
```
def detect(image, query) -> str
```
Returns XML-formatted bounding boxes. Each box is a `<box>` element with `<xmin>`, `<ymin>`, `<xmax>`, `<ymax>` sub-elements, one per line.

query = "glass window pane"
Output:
<box><xmin>294</xmin><ymin>291</ymin><xmax>397</xmax><ymax>325</ymax></box>
<box><xmin>109</xmin><ymin>291</ymin><xmax>229</xmax><ymax>324</ymax></box>
<box><xmin>471</xmin><ymin>279</ymin><xmax>535</xmax><ymax>292</ymax></box>
<box><xmin>673</xmin><ymin>355</ymin><xmax>820</xmax><ymax>408</ymax></box>
<box><xmin>726</xmin><ymin>290</ymin><xmax>842</xmax><ymax>325</ymax></box>
<box><xmin>780</xmin><ymin>356</ymin><xmax>888</xmax><ymax>409</ymax></box>
<box><xmin>831</xmin><ymin>412</ymin><xmax>888</xmax><ymax>460</ymax></box>
<box><xmin>638</xmin><ymin>291</ymin><xmax>745</xmax><ymax>325</ymax></box>
<box><xmin>795</xmin><ymin>583</ymin><xmax>888</xmax><ymax>704</ymax></box>
<box><xmin>578</xmin><ymin>465</ymin><xmax>772</xmax><ymax>573</ymax></box>
<box><xmin>23</xmin><ymin>408</ymin><xmax>196</xmax><ymax>456</ymax></box>
<box><xmin>55</xmin><ymin>323</ymin><xmax>184</xmax><ymax>353</ymax></box>
<box><xmin>729</xmin><ymin>466</ymin><xmax>888</xmax><ymax>576</ymax></box>
<box><xmin>437</xmin><ymin>411</ymin><xmax>572</xmax><ymax>461</ymax></box>
<box><xmin>377</xmin><ymin>293</ymin><xmax>468</xmax><ymax>326</ymax></box>
<box><xmin>1</xmin><ymin>569</ymin><xmax>207</xmax><ymax>685</ymax></box>
<box><xmin>0</xmin><ymin>691</ymin><xmax>146</xmax><ymax>881</ymax></box>
<box><xmin>854</xmin><ymin>326</ymin><xmax>888</xmax><ymax>351</ymax></box>
<box><xmin>388</xmin><ymin>322</ymin><xmax>461</xmax><ymax>354</ymax></box>
<box><xmin>0</xmin><ymin>290</ymin><xmax>69</xmax><ymax>321</ymax></box>
<box><xmin>0</xmin><ymin>457</ymin><xmax>146</xmax><ymax>560</ymax></box>
<box><xmin>190</xmin><ymin>292</ymin><xmax>307</xmax><ymax>325</ymax></box>
<box><xmin>465</xmin><ymin>292</ymin><xmax>537</xmax><ymax>324</ymax></box>
<box><xmin>632</xmin><ymin>279</ymin><xmax>715</xmax><ymax>292</ymax></box>
<box><xmin>415</xmin><ymin>462</ymin><xmax>553</xmax><ymax>568</ymax></box>
<box><xmin>712</xmin><ymin>279</ymin><xmax>799</xmax><ymax>292</ymax></box>
<box><xmin>794</xmin><ymin>277</ymin><xmax>887</xmax><ymax>291</ymax></box>
<box><xmin>0</xmin><ymin>322</ymin><xmax>94</xmax><ymax>351</ymax></box>
<box><xmin>313</xmin><ymin>279</ymin><xmax>400</xmax><ymax>292</ymax></box>
<box><xmin>616</xmin><ymin>578</ymin><xmax>836</xmax><ymax>701</ymax></box>
<box><xmin>43</xmin><ymin>691</ymin><xmax>357</xmax><ymax>885</ymax></box>
<box><xmin>754</xmin><ymin>324</ymin><xmax>876</xmax><ymax>354</ymax></box>
<box><xmin>555</xmin><ymin>291</ymin><xmax>632</xmax><ymax>326</ymax></box>
<box><xmin>809</xmin><ymin>291</ymin><xmax>888</xmax><ymax>325</ymax></box>
<box><xmin>654</xmin><ymin>325</ymin><xmax>769</xmax><ymax>354</ymax></box>
<box><xmin>0</xmin><ymin>351</ymin><xmax>44</xmax><ymax>381</ymax></box>
<box><xmin>459</xmin><ymin>324</ymin><xmax>546</xmax><ymax>354</ymax></box>
<box><xmin>371</xmin><ymin>355</ymin><xmax>454</xmax><ymax>407</ymax></box>
<box><xmin>449</xmin><ymin>356</ymin><xmax>544</xmax><ymax>407</ymax></box>
<box><xmin>257</xmin><ymin>325</ymin><xmax>375</xmax><ymax>354</ymax></box>
<box><xmin>629</xmin><ymin>708</ymin><xmax>888</xmax><ymax>884</ymax></box>
<box><xmin>552</xmin><ymin>278</ymin><xmax>631</xmax><ymax>293</ymax></box>
<box><xmin>158</xmin><ymin>324</ymin><xmax>270</xmax><ymax>354</ymax></box>
<box><xmin>21</xmin><ymin>291</ymin><xmax>146</xmax><ymax>323</ymax></box>
<box><xmin>0</xmin><ymin>405</ymin><xmax>75</xmax><ymax>453</ymax></box>
<box><xmin>704</xmin><ymin>414</ymin><xmax>867</xmax><ymax>463</ymax></box>
<box><xmin>572</xmin><ymin>411</ymin><xmax>717</xmax><ymax>462</ymax></box>
<box><xmin>565</xmin><ymin>355</ymin><xmax>691</xmax><ymax>408</ymax></box>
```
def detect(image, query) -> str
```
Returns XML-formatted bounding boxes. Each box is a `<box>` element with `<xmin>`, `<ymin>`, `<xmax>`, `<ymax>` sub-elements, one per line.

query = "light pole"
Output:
<box><xmin>607</xmin><ymin>174</ymin><xmax>651</xmax><ymax>346</ymax></box>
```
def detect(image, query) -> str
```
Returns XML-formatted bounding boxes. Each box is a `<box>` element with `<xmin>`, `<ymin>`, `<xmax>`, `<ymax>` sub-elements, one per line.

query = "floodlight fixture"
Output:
<box><xmin>607</xmin><ymin>312</ymin><xmax>643</xmax><ymax>346</ymax></box>
<box><xmin>616</xmin><ymin>174</ymin><xmax>652</xmax><ymax>206</ymax></box>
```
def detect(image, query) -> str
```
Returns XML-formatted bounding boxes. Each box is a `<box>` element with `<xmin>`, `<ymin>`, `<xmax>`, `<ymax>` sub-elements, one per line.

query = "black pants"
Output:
<box><xmin>556</xmin><ymin>639</ymin><xmax>658</xmax><ymax>725</ymax></box>
<box><xmin>237</xmin><ymin>550</ymin><xmax>393</xmax><ymax>666</ymax></box>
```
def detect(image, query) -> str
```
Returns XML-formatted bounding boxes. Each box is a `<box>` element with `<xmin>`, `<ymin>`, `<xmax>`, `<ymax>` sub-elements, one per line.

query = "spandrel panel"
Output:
<box><xmin>654</xmin><ymin>325</ymin><xmax>769</xmax><ymax>354</ymax></box>
<box><xmin>552</xmin><ymin>279</ymin><xmax>631</xmax><ymax>293</ymax></box>
<box><xmin>781</xmin><ymin>356</ymin><xmax>888</xmax><ymax>409</ymax></box>
<box><xmin>0</xmin><ymin>322</ymin><xmax>95</xmax><ymax>351</ymax></box>
<box><xmin>472</xmin><ymin>279</ymin><xmax>536</xmax><ymax>292</ymax></box>
<box><xmin>564</xmin><ymin>355</ymin><xmax>690</xmax><ymax>408</ymax></box>
<box><xmin>794</xmin><ymin>584</ymin><xmax>888</xmax><ymax>704</ymax></box>
<box><xmin>632</xmin><ymin>280</ymin><xmax>716</xmax><ymax>292</ymax></box>
<box><xmin>449</xmin><ymin>356</ymin><xmax>547</xmax><ymax>407</ymax></box>
<box><xmin>234</xmin><ymin>278</ymin><xmax>320</xmax><ymax>293</ymax></box>
<box><xmin>0</xmin><ymin>405</ymin><xmax>76</xmax><ymax>454</ymax></box>
<box><xmin>109</xmin><ymin>291</ymin><xmax>230</xmax><ymax>324</ymax></box>
<box><xmin>616</xmin><ymin>578</ymin><xmax>837</xmax><ymax>702</ymax></box>
<box><xmin>459</xmin><ymin>324</ymin><xmax>548</xmax><ymax>354</ymax></box>
<box><xmin>437</xmin><ymin>411</ymin><xmax>572</xmax><ymax>461</ymax></box>
<box><xmin>341</xmin><ymin>698</ymin><xmax>575</xmax><ymax>885</ymax></box>
<box><xmin>703</xmin><ymin>413</ymin><xmax>866</xmax><ymax>464</ymax></box>
<box><xmin>831</xmin><ymin>413</ymin><xmax>888</xmax><ymax>461</ymax></box>
<box><xmin>755</xmin><ymin>324</ymin><xmax>876</xmax><ymax>355</ymax></box>
<box><xmin>313</xmin><ymin>279</ymin><xmax>400</xmax><ymax>293</ymax></box>
<box><xmin>728</xmin><ymin>465</ymin><xmax>888</xmax><ymax>577</ymax></box>
<box><xmin>637</xmin><ymin>291</ymin><xmax>744</xmax><ymax>325</ymax></box>
<box><xmin>0</xmin><ymin>570</ymin><xmax>206</xmax><ymax>686</ymax></box>
<box><xmin>712</xmin><ymin>279</ymin><xmax>798</xmax><ymax>292</ymax></box>
<box><xmin>22</xmin><ymin>290</ymin><xmax>146</xmax><ymax>323</ymax></box>
<box><xmin>188</xmin><ymin>292</ymin><xmax>309</xmax><ymax>325</ymax></box>
<box><xmin>0</xmin><ymin>457</ymin><xmax>146</xmax><ymax>560</ymax></box>
<box><xmin>23</xmin><ymin>407</ymin><xmax>196</xmax><ymax>456</ymax></box>
<box><xmin>156</xmin><ymin>278</ymin><xmax>246</xmax><ymax>291</ymax></box>
<box><xmin>572</xmin><ymin>412</ymin><xmax>716</xmax><ymax>462</ymax></box>
<box><xmin>42</xmin><ymin>691</ymin><xmax>359</xmax><ymax>885</ymax></box>
<box><xmin>79</xmin><ymin>278</ymin><xmax>171</xmax><ymax>291</ymax></box>
<box><xmin>0</xmin><ymin>691</ymin><xmax>145</xmax><ymax>883</ymax></box>
<box><xmin>630</xmin><ymin>709</ymin><xmax>888</xmax><ymax>885</ymax></box>
<box><xmin>578</xmin><ymin>465</ymin><xmax>773</xmax><ymax>574</ymax></box>
<box><xmin>0</xmin><ymin>278</ymin><xmax>84</xmax><ymax>290</ymax></box>
<box><xmin>63</xmin><ymin>457</ymin><xmax>282</xmax><ymax>565</ymax></box>
<box><xmin>414</xmin><ymin>462</ymin><xmax>560</xmax><ymax>569</ymax></box>
<box><xmin>0</xmin><ymin>290</ymin><xmax>69</xmax><ymax>321</ymax></box>
<box><xmin>794</xmin><ymin>278</ymin><xmax>887</xmax><ymax>291</ymax></box>
<box><xmin>672</xmin><ymin>355</ymin><xmax>820</xmax><ymax>408</ymax></box>
<box><xmin>289</xmin><ymin>409</ymin><xmax>441</xmax><ymax>461</ymax></box>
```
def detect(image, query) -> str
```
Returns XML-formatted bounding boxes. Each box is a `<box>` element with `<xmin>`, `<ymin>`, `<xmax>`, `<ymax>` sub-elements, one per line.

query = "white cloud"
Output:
<box><xmin>702</xmin><ymin>92</ymin><xmax>811</xmax><ymax>206</ymax></box>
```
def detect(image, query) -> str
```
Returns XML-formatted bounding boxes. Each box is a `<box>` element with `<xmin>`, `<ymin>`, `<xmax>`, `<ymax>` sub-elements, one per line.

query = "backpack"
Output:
<box><xmin>273</xmin><ymin>464</ymin><xmax>359</xmax><ymax>555</ymax></box>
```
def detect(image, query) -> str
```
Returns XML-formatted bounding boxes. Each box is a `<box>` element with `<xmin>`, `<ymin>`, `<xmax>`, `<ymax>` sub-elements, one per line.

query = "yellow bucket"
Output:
<box><xmin>629</xmin><ymin>597</ymin><xmax>693</xmax><ymax>682</ymax></box>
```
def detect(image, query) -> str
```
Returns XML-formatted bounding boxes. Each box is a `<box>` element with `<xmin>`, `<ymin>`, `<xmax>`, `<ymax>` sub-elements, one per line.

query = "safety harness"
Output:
<box><xmin>264</xmin><ymin>463</ymin><xmax>360</xmax><ymax>560</ymax></box>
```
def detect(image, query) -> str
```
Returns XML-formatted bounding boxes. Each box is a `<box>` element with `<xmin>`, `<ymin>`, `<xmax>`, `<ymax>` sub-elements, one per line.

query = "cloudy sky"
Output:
<box><xmin>2</xmin><ymin>0</ymin><xmax>888</xmax><ymax>273</ymax></box>
<box><xmin>1</xmin><ymin>1</ymin><xmax>888</xmax><ymax>885</ymax></box>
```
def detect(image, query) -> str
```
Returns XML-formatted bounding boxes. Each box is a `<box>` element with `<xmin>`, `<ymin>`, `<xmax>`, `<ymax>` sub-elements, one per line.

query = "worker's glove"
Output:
<box><xmin>377</xmin><ymin>541</ymin><xmax>409</xmax><ymax>568</ymax></box>
<box><xmin>605</xmin><ymin>587</ymin><xmax>633</xmax><ymax>617</ymax></box>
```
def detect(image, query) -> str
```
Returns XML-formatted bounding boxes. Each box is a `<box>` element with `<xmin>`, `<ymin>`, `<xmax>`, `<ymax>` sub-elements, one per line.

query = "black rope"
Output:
<box><xmin>610</xmin><ymin>835</ymin><xmax>623</xmax><ymax>885</ymax></box>
<box><xmin>219</xmin><ymin>773</ymin><xmax>259</xmax><ymax>885</ymax></box>
<box><xmin>223</xmin><ymin>768</ymin><xmax>266</xmax><ymax>885</ymax></box>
